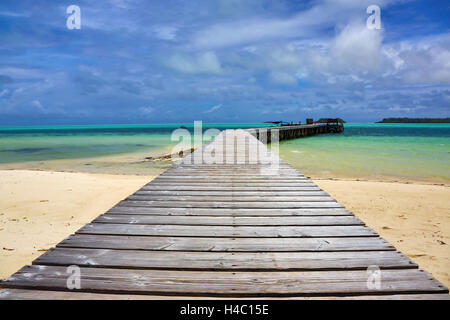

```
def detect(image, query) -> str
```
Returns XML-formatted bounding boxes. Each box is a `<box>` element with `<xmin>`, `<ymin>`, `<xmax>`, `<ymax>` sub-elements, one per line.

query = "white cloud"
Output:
<box><xmin>153</xmin><ymin>26</ymin><xmax>178</xmax><ymax>41</ymax></box>
<box><xmin>0</xmin><ymin>11</ymin><xmax>29</xmax><ymax>17</ymax></box>
<box><xmin>31</xmin><ymin>100</ymin><xmax>46</xmax><ymax>112</ymax></box>
<box><xmin>228</xmin><ymin>23</ymin><xmax>447</xmax><ymax>89</ymax></box>
<box><xmin>0</xmin><ymin>67</ymin><xmax>44</xmax><ymax>79</ymax></box>
<box><xmin>189</xmin><ymin>0</ymin><xmax>401</xmax><ymax>50</ymax></box>
<box><xmin>396</xmin><ymin>35</ymin><xmax>450</xmax><ymax>85</ymax></box>
<box><xmin>203</xmin><ymin>103</ymin><xmax>222</xmax><ymax>113</ymax></box>
<box><xmin>0</xmin><ymin>89</ymin><xmax>9</xmax><ymax>97</ymax></box>
<box><xmin>330</xmin><ymin>23</ymin><xmax>385</xmax><ymax>72</ymax></box>
<box><xmin>388</xmin><ymin>105</ymin><xmax>426</xmax><ymax>112</ymax></box>
<box><xmin>269</xmin><ymin>72</ymin><xmax>297</xmax><ymax>86</ymax></box>
<box><xmin>139</xmin><ymin>106</ymin><xmax>155</xmax><ymax>115</ymax></box>
<box><xmin>165</xmin><ymin>51</ymin><xmax>223</xmax><ymax>74</ymax></box>
<box><xmin>190</xmin><ymin>13</ymin><xmax>324</xmax><ymax>49</ymax></box>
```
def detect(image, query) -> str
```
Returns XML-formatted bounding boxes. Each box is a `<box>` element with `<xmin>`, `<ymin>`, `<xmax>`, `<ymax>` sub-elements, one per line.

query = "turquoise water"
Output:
<box><xmin>0</xmin><ymin>123</ymin><xmax>449</xmax><ymax>182</ymax></box>
<box><xmin>0</xmin><ymin>123</ymin><xmax>271</xmax><ymax>175</ymax></box>
<box><xmin>278</xmin><ymin>123</ymin><xmax>450</xmax><ymax>183</ymax></box>
<box><xmin>0</xmin><ymin>123</ymin><xmax>270</xmax><ymax>164</ymax></box>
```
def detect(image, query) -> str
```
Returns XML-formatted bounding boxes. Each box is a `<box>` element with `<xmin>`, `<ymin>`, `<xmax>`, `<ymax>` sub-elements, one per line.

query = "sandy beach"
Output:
<box><xmin>0</xmin><ymin>169</ymin><xmax>448</xmax><ymax>289</ymax></box>
<box><xmin>314</xmin><ymin>179</ymin><xmax>450</xmax><ymax>288</ymax></box>
<box><xmin>0</xmin><ymin>170</ymin><xmax>152</xmax><ymax>279</ymax></box>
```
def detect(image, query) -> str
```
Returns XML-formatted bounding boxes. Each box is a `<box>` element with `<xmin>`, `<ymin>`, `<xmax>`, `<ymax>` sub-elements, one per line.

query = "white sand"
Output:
<box><xmin>0</xmin><ymin>170</ymin><xmax>152</xmax><ymax>279</ymax></box>
<box><xmin>314</xmin><ymin>179</ymin><xmax>450</xmax><ymax>287</ymax></box>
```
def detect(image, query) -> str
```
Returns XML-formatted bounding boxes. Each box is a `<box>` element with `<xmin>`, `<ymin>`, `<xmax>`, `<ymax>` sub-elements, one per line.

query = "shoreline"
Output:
<box><xmin>2</xmin><ymin>166</ymin><xmax>448</xmax><ymax>187</ymax></box>
<box><xmin>0</xmin><ymin>168</ymin><xmax>448</xmax><ymax>289</ymax></box>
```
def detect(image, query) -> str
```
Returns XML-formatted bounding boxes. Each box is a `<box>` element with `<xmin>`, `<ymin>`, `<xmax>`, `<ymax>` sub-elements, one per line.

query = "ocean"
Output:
<box><xmin>0</xmin><ymin>123</ymin><xmax>449</xmax><ymax>183</ymax></box>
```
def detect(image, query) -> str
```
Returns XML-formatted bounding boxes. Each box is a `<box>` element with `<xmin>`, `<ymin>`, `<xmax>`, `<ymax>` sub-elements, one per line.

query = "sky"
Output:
<box><xmin>0</xmin><ymin>0</ymin><xmax>449</xmax><ymax>125</ymax></box>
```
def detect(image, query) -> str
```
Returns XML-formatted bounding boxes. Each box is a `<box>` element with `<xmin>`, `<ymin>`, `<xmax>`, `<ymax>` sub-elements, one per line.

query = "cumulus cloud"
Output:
<box><xmin>0</xmin><ymin>0</ymin><xmax>449</xmax><ymax>124</ymax></box>
<box><xmin>165</xmin><ymin>51</ymin><xmax>223</xmax><ymax>74</ymax></box>
<box><xmin>189</xmin><ymin>0</ymin><xmax>400</xmax><ymax>50</ymax></box>
<box><xmin>395</xmin><ymin>36</ymin><xmax>450</xmax><ymax>85</ymax></box>
<box><xmin>330</xmin><ymin>23</ymin><xmax>385</xmax><ymax>72</ymax></box>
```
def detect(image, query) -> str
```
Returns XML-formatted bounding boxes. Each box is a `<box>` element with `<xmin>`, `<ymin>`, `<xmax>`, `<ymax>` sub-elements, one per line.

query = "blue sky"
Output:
<box><xmin>0</xmin><ymin>0</ymin><xmax>449</xmax><ymax>125</ymax></box>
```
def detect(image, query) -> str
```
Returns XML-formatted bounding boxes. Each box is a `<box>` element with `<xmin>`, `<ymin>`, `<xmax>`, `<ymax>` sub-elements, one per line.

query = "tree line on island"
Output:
<box><xmin>377</xmin><ymin>118</ymin><xmax>450</xmax><ymax>123</ymax></box>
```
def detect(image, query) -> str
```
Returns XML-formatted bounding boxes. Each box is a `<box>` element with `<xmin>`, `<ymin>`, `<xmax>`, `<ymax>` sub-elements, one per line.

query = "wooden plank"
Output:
<box><xmin>58</xmin><ymin>234</ymin><xmax>395</xmax><ymax>252</ymax></box>
<box><xmin>161</xmin><ymin>172</ymin><xmax>303</xmax><ymax>176</ymax></box>
<box><xmin>158</xmin><ymin>175</ymin><xmax>306</xmax><ymax>179</ymax></box>
<box><xmin>134</xmin><ymin>190</ymin><xmax>329</xmax><ymax>196</ymax></box>
<box><xmin>141</xmin><ymin>186</ymin><xmax>322</xmax><ymax>191</ymax></box>
<box><xmin>107</xmin><ymin>206</ymin><xmax>352</xmax><ymax>216</ymax></box>
<box><xmin>1</xmin><ymin>288</ymin><xmax>449</xmax><ymax>300</ymax></box>
<box><xmin>117</xmin><ymin>200</ymin><xmax>342</xmax><ymax>209</ymax></box>
<box><xmin>2</xmin><ymin>266</ymin><xmax>446</xmax><ymax>297</ymax></box>
<box><xmin>0</xmin><ymin>289</ymin><xmax>152</xmax><ymax>300</ymax></box>
<box><xmin>148</xmin><ymin>182</ymin><xmax>317</xmax><ymax>186</ymax></box>
<box><xmin>93</xmin><ymin>214</ymin><xmax>363</xmax><ymax>226</ymax></box>
<box><xmin>126</xmin><ymin>195</ymin><xmax>335</xmax><ymax>202</ymax></box>
<box><xmin>77</xmin><ymin>223</ymin><xmax>377</xmax><ymax>237</ymax></box>
<box><xmin>33</xmin><ymin>248</ymin><xmax>417</xmax><ymax>271</ymax></box>
<box><xmin>153</xmin><ymin>174</ymin><xmax>309</xmax><ymax>183</ymax></box>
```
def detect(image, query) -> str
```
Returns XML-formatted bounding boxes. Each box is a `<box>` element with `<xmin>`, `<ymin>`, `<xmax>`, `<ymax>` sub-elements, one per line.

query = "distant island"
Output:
<box><xmin>377</xmin><ymin>118</ymin><xmax>450</xmax><ymax>123</ymax></box>
<box><xmin>315</xmin><ymin>118</ymin><xmax>346</xmax><ymax>123</ymax></box>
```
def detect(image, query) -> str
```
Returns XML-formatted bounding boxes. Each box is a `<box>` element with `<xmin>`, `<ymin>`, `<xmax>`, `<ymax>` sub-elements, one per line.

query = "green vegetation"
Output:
<box><xmin>315</xmin><ymin>118</ymin><xmax>346</xmax><ymax>123</ymax></box>
<box><xmin>377</xmin><ymin>118</ymin><xmax>450</xmax><ymax>123</ymax></box>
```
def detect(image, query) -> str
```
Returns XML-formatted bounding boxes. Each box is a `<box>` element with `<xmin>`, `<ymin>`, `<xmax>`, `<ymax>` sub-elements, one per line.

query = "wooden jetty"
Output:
<box><xmin>0</xmin><ymin>128</ymin><xmax>448</xmax><ymax>299</ymax></box>
<box><xmin>248</xmin><ymin>121</ymin><xmax>343</xmax><ymax>143</ymax></box>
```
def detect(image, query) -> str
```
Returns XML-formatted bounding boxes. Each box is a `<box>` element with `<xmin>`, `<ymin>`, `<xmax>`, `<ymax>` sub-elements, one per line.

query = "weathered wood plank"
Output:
<box><xmin>161</xmin><ymin>172</ymin><xmax>303</xmax><ymax>176</ymax></box>
<box><xmin>126</xmin><ymin>195</ymin><xmax>335</xmax><ymax>202</ymax></box>
<box><xmin>158</xmin><ymin>175</ymin><xmax>307</xmax><ymax>179</ymax></box>
<box><xmin>58</xmin><ymin>234</ymin><xmax>394</xmax><ymax>252</ymax></box>
<box><xmin>2</xmin><ymin>266</ymin><xmax>446</xmax><ymax>297</ymax></box>
<box><xmin>33</xmin><ymin>248</ymin><xmax>416</xmax><ymax>271</ymax></box>
<box><xmin>93</xmin><ymin>214</ymin><xmax>363</xmax><ymax>226</ymax></box>
<box><xmin>1</xmin><ymin>288</ymin><xmax>449</xmax><ymax>300</ymax></box>
<box><xmin>148</xmin><ymin>182</ymin><xmax>317</xmax><ymax>186</ymax></box>
<box><xmin>117</xmin><ymin>200</ymin><xmax>342</xmax><ymax>209</ymax></box>
<box><xmin>107</xmin><ymin>206</ymin><xmax>352</xmax><ymax>216</ymax></box>
<box><xmin>134</xmin><ymin>190</ymin><xmax>329</xmax><ymax>196</ymax></box>
<box><xmin>77</xmin><ymin>223</ymin><xmax>377</xmax><ymax>237</ymax></box>
<box><xmin>141</xmin><ymin>186</ymin><xmax>322</xmax><ymax>191</ymax></box>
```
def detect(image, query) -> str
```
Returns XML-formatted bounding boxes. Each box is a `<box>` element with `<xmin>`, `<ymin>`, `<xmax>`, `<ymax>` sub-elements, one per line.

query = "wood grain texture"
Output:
<box><xmin>77</xmin><ymin>223</ymin><xmax>377</xmax><ymax>238</ymax></box>
<box><xmin>33</xmin><ymin>248</ymin><xmax>416</xmax><ymax>270</ymax></box>
<box><xmin>58</xmin><ymin>234</ymin><xmax>394</xmax><ymax>252</ymax></box>
<box><xmin>1</xmin><ymin>288</ymin><xmax>449</xmax><ymax>300</ymax></box>
<box><xmin>2</xmin><ymin>266</ymin><xmax>447</xmax><ymax>297</ymax></box>
<box><xmin>107</xmin><ymin>207</ymin><xmax>351</xmax><ymax>216</ymax></box>
<box><xmin>92</xmin><ymin>214</ymin><xmax>364</xmax><ymax>226</ymax></box>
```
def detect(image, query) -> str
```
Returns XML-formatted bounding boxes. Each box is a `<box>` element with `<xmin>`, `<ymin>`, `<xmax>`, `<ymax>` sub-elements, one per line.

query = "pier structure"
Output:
<box><xmin>248</xmin><ymin>122</ymin><xmax>344</xmax><ymax>143</ymax></box>
<box><xmin>0</xmin><ymin>129</ymin><xmax>448</xmax><ymax>299</ymax></box>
